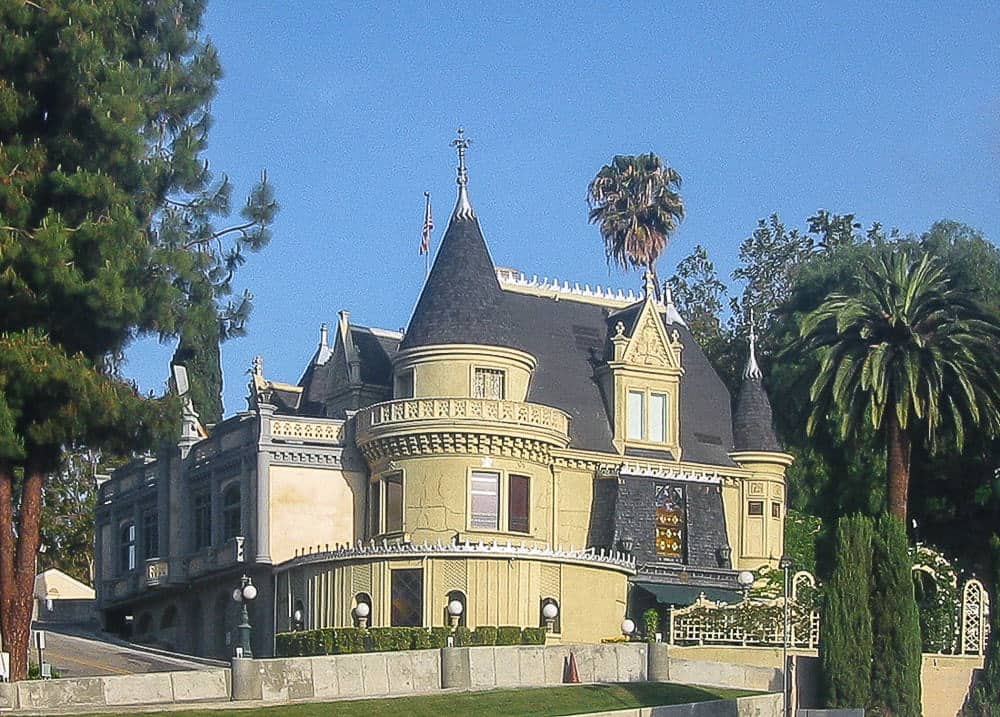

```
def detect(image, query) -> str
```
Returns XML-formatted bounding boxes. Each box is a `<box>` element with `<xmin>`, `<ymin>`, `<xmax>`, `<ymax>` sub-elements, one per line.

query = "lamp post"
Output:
<box><xmin>779</xmin><ymin>554</ymin><xmax>794</xmax><ymax>717</ymax></box>
<box><xmin>447</xmin><ymin>599</ymin><xmax>464</xmax><ymax>628</ymax></box>
<box><xmin>542</xmin><ymin>601</ymin><xmax>559</xmax><ymax>633</ymax></box>
<box><xmin>736</xmin><ymin>570</ymin><xmax>755</xmax><ymax>600</ymax></box>
<box><xmin>354</xmin><ymin>601</ymin><xmax>370</xmax><ymax>629</ymax></box>
<box><xmin>231</xmin><ymin>574</ymin><xmax>258</xmax><ymax>658</ymax></box>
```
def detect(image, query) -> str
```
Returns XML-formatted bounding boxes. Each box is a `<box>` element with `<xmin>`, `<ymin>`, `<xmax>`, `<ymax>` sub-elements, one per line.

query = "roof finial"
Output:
<box><xmin>743</xmin><ymin>310</ymin><xmax>763</xmax><ymax>380</ymax></box>
<box><xmin>252</xmin><ymin>355</ymin><xmax>263</xmax><ymax>377</ymax></box>
<box><xmin>643</xmin><ymin>270</ymin><xmax>656</xmax><ymax>300</ymax></box>
<box><xmin>451</xmin><ymin>127</ymin><xmax>475</xmax><ymax>219</ymax></box>
<box><xmin>319</xmin><ymin>323</ymin><xmax>329</xmax><ymax>348</ymax></box>
<box><xmin>662</xmin><ymin>281</ymin><xmax>687</xmax><ymax>326</ymax></box>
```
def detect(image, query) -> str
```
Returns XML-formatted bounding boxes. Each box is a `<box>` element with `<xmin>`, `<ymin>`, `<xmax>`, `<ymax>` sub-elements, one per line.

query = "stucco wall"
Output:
<box><xmin>269</xmin><ymin>465</ymin><xmax>363</xmax><ymax>564</ymax></box>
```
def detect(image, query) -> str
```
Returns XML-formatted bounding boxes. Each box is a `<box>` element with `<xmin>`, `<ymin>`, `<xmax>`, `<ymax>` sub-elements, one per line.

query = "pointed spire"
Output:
<box><xmin>451</xmin><ymin>127</ymin><xmax>475</xmax><ymax>220</ymax></box>
<box><xmin>743</xmin><ymin>311</ymin><xmax>763</xmax><ymax>380</ymax></box>
<box><xmin>662</xmin><ymin>283</ymin><xmax>687</xmax><ymax>327</ymax></box>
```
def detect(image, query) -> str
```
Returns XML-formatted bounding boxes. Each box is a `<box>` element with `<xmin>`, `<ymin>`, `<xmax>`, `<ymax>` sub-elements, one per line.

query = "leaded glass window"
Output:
<box><xmin>473</xmin><ymin>368</ymin><xmax>505</xmax><ymax>399</ymax></box>
<box><xmin>470</xmin><ymin>471</ymin><xmax>499</xmax><ymax>530</ymax></box>
<box><xmin>654</xmin><ymin>483</ymin><xmax>685</xmax><ymax>560</ymax></box>
<box><xmin>508</xmin><ymin>475</ymin><xmax>530</xmax><ymax>533</ymax></box>
<box><xmin>142</xmin><ymin>509</ymin><xmax>159</xmax><ymax>560</ymax></box>
<box><xmin>391</xmin><ymin>568</ymin><xmax>423</xmax><ymax>626</ymax></box>
<box><xmin>193</xmin><ymin>491</ymin><xmax>212</xmax><ymax>549</ymax></box>
<box><xmin>384</xmin><ymin>472</ymin><xmax>403</xmax><ymax>533</ymax></box>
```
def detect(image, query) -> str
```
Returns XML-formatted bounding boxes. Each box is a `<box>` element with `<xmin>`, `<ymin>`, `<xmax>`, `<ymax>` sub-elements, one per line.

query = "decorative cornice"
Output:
<box><xmin>276</xmin><ymin>538</ymin><xmax>637</xmax><ymax>576</ymax></box>
<box><xmin>359</xmin><ymin>432</ymin><xmax>555</xmax><ymax>465</ymax></box>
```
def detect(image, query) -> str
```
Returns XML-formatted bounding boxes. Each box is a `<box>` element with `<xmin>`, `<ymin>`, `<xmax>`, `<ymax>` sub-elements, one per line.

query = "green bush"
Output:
<box><xmin>473</xmin><ymin>626</ymin><xmax>498</xmax><ymax>646</ymax></box>
<box><xmin>320</xmin><ymin>628</ymin><xmax>336</xmax><ymax>655</ymax></box>
<box><xmin>821</xmin><ymin>513</ymin><xmax>873</xmax><ymax>709</ymax></box>
<box><xmin>336</xmin><ymin>627</ymin><xmax>368</xmax><ymax>654</ymax></box>
<box><xmin>521</xmin><ymin>627</ymin><xmax>547</xmax><ymax>645</ymax></box>
<box><xmin>411</xmin><ymin>627</ymin><xmax>434</xmax><ymax>650</ymax></box>
<box><xmin>275</xmin><ymin>632</ymin><xmax>292</xmax><ymax>657</ymax></box>
<box><xmin>453</xmin><ymin>626</ymin><xmax>473</xmax><ymax>647</ymax></box>
<box><xmin>429</xmin><ymin>627</ymin><xmax>452</xmax><ymax>648</ymax></box>
<box><xmin>642</xmin><ymin>608</ymin><xmax>659</xmax><ymax>643</ymax></box>
<box><xmin>370</xmin><ymin>627</ymin><xmax>413</xmax><ymax>651</ymax></box>
<box><xmin>496</xmin><ymin>626</ymin><xmax>522</xmax><ymax>646</ymax></box>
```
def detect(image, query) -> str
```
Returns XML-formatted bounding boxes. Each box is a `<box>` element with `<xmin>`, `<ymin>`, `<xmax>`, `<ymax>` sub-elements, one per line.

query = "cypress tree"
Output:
<box><xmin>870</xmin><ymin>514</ymin><xmax>922</xmax><ymax>716</ymax></box>
<box><xmin>820</xmin><ymin>513</ymin><xmax>873</xmax><ymax>708</ymax></box>
<box><xmin>963</xmin><ymin>536</ymin><xmax>1000</xmax><ymax>716</ymax></box>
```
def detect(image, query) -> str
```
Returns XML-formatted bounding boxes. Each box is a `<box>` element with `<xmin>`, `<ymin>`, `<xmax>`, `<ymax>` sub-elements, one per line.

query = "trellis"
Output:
<box><xmin>960</xmin><ymin>578</ymin><xmax>991</xmax><ymax>656</ymax></box>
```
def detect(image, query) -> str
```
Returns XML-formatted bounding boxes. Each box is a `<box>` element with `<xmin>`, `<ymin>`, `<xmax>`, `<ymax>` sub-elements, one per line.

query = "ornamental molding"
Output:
<box><xmin>551</xmin><ymin>448</ymin><xmax>748</xmax><ymax>484</ymax></box>
<box><xmin>270</xmin><ymin>418</ymin><xmax>344</xmax><ymax>444</ymax></box>
<box><xmin>359</xmin><ymin>432</ymin><xmax>554</xmax><ymax>465</ymax></box>
<box><xmin>276</xmin><ymin>538</ymin><xmax>637</xmax><ymax>576</ymax></box>
<box><xmin>267</xmin><ymin>449</ymin><xmax>344</xmax><ymax>467</ymax></box>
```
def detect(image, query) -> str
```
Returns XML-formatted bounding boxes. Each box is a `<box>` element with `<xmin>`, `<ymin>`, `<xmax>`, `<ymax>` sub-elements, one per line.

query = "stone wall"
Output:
<box><xmin>0</xmin><ymin>668</ymin><xmax>230</xmax><ymax>712</ymax></box>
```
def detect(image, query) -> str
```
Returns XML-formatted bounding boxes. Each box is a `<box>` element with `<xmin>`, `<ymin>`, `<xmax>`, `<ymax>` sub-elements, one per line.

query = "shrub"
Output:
<box><xmin>453</xmin><ymin>626</ymin><xmax>473</xmax><ymax>647</ymax></box>
<box><xmin>370</xmin><ymin>627</ymin><xmax>413</xmax><ymax>651</ymax></box>
<box><xmin>521</xmin><ymin>627</ymin><xmax>547</xmax><ymax>645</ymax></box>
<box><xmin>820</xmin><ymin>513</ymin><xmax>873</xmax><ymax>709</ymax></box>
<box><xmin>411</xmin><ymin>627</ymin><xmax>434</xmax><ymax>650</ymax></box>
<box><xmin>642</xmin><ymin>608</ymin><xmax>659</xmax><ymax>643</ymax></box>
<box><xmin>336</xmin><ymin>627</ymin><xmax>368</xmax><ymax>654</ymax></box>
<box><xmin>275</xmin><ymin>632</ymin><xmax>292</xmax><ymax>657</ymax></box>
<box><xmin>870</xmin><ymin>514</ymin><xmax>922</xmax><ymax>717</ymax></box>
<box><xmin>429</xmin><ymin>627</ymin><xmax>452</xmax><ymax>648</ymax></box>
<box><xmin>320</xmin><ymin>628</ymin><xmax>336</xmax><ymax>655</ymax></box>
<box><xmin>496</xmin><ymin>626</ymin><xmax>521</xmax><ymax>646</ymax></box>
<box><xmin>473</xmin><ymin>626</ymin><xmax>498</xmax><ymax>646</ymax></box>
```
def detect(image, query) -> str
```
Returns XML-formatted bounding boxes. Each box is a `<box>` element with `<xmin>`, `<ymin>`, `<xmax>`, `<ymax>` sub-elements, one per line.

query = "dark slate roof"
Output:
<box><xmin>732</xmin><ymin>378</ymin><xmax>781</xmax><ymax>452</ymax></box>
<box><xmin>401</xmin><ymin>215</ymin><xmax>515</xmax><ymax>350</ymax></box>
<box><xmin>500</xmin><ymin>291</ymin><xmax>736</xmax><ymax>467</ymax></box>
<box><xmin>352</xmin><ymin>328</ymin><xmax>398</xmax><ymax>385</ymax></box>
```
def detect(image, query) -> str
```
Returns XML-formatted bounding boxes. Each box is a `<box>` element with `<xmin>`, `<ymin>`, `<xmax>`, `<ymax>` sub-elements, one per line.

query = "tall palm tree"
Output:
<box><xmin>796</xmin><ymin>249</ymin><xmax>1000</xmax><ymax>522</ymax></box>
<box><xmin>587</xmin><ymin>153</ymin><xmax>684</xmax><ymax>298</ymax></box>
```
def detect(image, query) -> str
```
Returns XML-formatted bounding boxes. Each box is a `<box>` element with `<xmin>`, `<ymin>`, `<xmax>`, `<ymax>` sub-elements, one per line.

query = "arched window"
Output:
<box><xmin>119</xmin><ymin>521</ymin><xmax>136</xmax><ymax>572</ymax></box>
<box><xmin>445</xmin><ymin>590</ymin><xmax>467</xmax><ymax>627</ymax></box>
<box><xmin>222</xmin><ymin>483</ymin><xmax>242</xmax><ymax>540</ymax></box>
<box><xmin>355</xmin><ymin>592</ymin><xmax>372</xmax><ymax>627</ymax></box>
<box><xmin>160</xmin><ymin>604</ymin><xmax>178</xmax><ymax>630</ymax></box>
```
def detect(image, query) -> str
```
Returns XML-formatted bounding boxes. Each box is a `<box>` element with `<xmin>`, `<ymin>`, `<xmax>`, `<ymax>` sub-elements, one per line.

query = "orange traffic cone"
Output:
<box><xmin>564</xmin><ymin>652</ymin><xmax>580</xmax><ymax>683</ymax></box>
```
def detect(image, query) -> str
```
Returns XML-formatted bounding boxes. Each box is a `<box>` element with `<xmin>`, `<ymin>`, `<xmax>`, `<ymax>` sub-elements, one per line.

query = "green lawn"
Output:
<box><xmin>80</xmin><ymin>683</ymin><xmax>756</xmax><ymax>717</ymax></box>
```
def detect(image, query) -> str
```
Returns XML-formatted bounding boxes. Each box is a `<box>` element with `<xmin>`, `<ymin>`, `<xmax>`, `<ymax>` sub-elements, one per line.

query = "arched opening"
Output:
<box><xmin>222</xmin><ymin>483</ymin><xmax>242</xmax><ymax>540</ymax></box>
<box><xmin>444</xmin><ymin>590</ymin><xmax>467</xmax><ymax>627</ymax></box>
<box><xmin>160</xmin><ymin>604</ymin><xmax>178</xmax><ymax>630</ymax></box>
<box><xmin>354</xmin><ymin>592</ymin><xmax>372</xmax><ymax>627</ymax></box>
<box><xmin>292</xmin><ymin>599</ymin><xmax>305</xmax><ymax>631</ymax></box>
<box><xmin>136</xmin><ymin>612</ymin><xmax>153</xmax><ymax>636</ymax></box>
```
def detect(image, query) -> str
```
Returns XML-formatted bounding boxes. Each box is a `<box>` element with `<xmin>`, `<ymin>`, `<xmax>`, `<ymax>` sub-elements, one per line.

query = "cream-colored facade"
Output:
<box><xmin>95</xmin><ymin>152</ymin><xmax>791</xmax><ymax>657</ymax></box>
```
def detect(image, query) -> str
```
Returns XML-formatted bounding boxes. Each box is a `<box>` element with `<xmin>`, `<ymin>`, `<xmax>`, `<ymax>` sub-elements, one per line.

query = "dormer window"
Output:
<box><xmin>627</xmin><ymin>388</ymin><xmax>669</xmax><ymax>443</ymax></box>
<box><xmin>474</xmin><ymin>367</ymin><xmax>505</xmax><ymax>400</ymax></box>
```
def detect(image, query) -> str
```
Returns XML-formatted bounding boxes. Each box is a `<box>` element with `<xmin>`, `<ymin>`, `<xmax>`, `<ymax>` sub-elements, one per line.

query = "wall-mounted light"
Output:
<box><xmin>447</xmin><ymin>599</ymin><xmax>464</xmax><ymax>628</ymax></box>
<box><xmin>542</xmin><ymin>601</ymin><xmax>559</xmax><ymax>633</ymax></box>
<box><xmin>354</xmin><ymin>601</ymin><xmax>370</xmax><ymax>629</ymax></box>
<box><xmin>621</xmin><ymin>618</ymin><xmax>635</xmax><ymax>638</ymax></box>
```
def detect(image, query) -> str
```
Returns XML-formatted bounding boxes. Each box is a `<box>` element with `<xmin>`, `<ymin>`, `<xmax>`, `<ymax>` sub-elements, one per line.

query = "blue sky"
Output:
<box><xmin>123</xmin><ymin>1</ymin><xmax>1000</xmax><ymax>416</ymax></box>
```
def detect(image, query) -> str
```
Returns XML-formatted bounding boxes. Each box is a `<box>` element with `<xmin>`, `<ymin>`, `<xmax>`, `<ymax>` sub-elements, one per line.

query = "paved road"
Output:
<box><xmin>32</xmin><ymin>627</ymin><xmax>213</xmax><ymax>678</ymax></box>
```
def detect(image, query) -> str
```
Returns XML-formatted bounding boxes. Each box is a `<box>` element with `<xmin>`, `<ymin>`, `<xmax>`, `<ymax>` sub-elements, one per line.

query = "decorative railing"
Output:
<box><xmin>271</xmin><ymin>419</ymin><xmax>343</xmax><ymax>443</ymax></box>
<box><xmin>355</xmin><ymin>398</ymin><xmax>570</xmax><ymax>438</ymax></box>
<box><xmin>669</xmin><ymin>570</ymin><xmax>819</xmax><ymax>649</ymax></box>
<box><xmin>278</xmin><ymin>538</ymin><xmax>635</xmax><ymax>574</ymax></box>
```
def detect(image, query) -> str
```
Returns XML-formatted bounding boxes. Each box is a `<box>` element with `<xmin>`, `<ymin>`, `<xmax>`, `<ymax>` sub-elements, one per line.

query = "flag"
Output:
<box><xmin>420</xmin><ymin>191</ymin><xmax>433</xmax><ymax>255</ymax></box>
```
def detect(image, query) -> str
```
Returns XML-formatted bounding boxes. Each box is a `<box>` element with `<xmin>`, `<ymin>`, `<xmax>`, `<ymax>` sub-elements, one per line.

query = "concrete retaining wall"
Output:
<box><xmin>2</xmin><ymin>667</ymin><xmax>230</xmax><ymax>712</ymax></box>
<box><xmin>574</xmin><ymin>693</ymin><xmax>783</xmax><ymax>716</ymax></box>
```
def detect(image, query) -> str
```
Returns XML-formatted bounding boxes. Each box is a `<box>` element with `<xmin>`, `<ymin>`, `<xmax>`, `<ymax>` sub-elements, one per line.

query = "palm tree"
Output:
<box><xmin>796</xmin><ymin>249</ymin><xmax>1000</xmax><ymax>522</ymax></box>
<box><xmin>587</xmin><ymin>153</ymin><xmax>684</xmax><ymax>298</ymax></box>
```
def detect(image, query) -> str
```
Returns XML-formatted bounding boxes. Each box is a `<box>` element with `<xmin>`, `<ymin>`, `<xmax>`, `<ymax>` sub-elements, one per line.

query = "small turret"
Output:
<box><xmin>732</xmin><ymin>316</ymin><xmax>780</xmax><ymax>452</ymax></box>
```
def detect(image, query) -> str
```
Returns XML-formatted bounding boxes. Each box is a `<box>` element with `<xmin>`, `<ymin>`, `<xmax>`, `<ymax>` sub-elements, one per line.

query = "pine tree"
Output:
<box><xmin>0</xmin><ymin>0</ymin><xmax>273</xmax><ymax>680</ymax></box>
<box><xmin>963</xmin><ymin>536</ymin><xmax>1000</xmax><ymax>716</ymax></box>
<box><xmin>820</xmin><ymin>514</ymin><xmax>874</xmax><ymax>708</ymax></box>
<box><xmin>870</xmin><ymin>514</ymin><xmax>922</xmax><ymax>716</ymax></box>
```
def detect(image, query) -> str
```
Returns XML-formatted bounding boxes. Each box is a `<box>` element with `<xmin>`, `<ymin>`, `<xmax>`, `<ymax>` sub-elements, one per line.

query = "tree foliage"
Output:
<box><xmin>667</xmin><ymin>244</ymin><xmax>726</xmax><ymax>347</ymax></box>
<box><xmin>792</xmin><ymin>249</ymin><xmax>1000</xmax><ymax>523</ymax></box>
<box><xmin>0</xmin><ymin>0</ymin><xmax>271</xmax><ymax>680</ymax></box>
<box><xmin>820</xmin><ymin>514</ymin><xmax>873</xmax><ymax>709</ymax></box>
<box><xmin>587</xmin><ymin>153</ymin><xmax>684</xmax><ymax>297</ymax></box>
<box><xmin>870</xmin><ymin>514</ymin><xmax>922</xmax><ymax>717</ymax></box>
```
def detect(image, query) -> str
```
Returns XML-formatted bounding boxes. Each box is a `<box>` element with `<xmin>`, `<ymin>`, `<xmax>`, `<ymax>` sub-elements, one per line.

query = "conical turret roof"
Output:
<box><xmin>732</xmin><ymin>318</ymin><xmax>781</xmax><ymax>452</ymax></box>
<box><xmin>401</xmin><ymin>130</ymin><xmax>515</xmax><ymax>350</ymax></box>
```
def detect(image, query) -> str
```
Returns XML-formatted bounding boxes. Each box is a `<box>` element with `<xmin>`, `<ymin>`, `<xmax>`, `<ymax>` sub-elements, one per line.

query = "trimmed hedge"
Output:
<box><xmin>274</xmin><ymin>624</ymin><xmax>546</xmax><ymax>657</ymax></box>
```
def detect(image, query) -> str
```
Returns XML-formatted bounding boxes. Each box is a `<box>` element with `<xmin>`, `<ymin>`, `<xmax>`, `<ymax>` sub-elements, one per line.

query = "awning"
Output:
<box><xmin>632</xmin><ymin>580</ymin><xmax>740</xmax><ymax>606</ymax></box>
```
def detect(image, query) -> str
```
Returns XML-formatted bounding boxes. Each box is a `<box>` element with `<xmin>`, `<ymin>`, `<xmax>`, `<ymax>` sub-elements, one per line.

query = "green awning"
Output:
<box><xmin>632</xmin><ymin>580</ymin><xmax>740</xmax><ymax>606</ymax></box>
